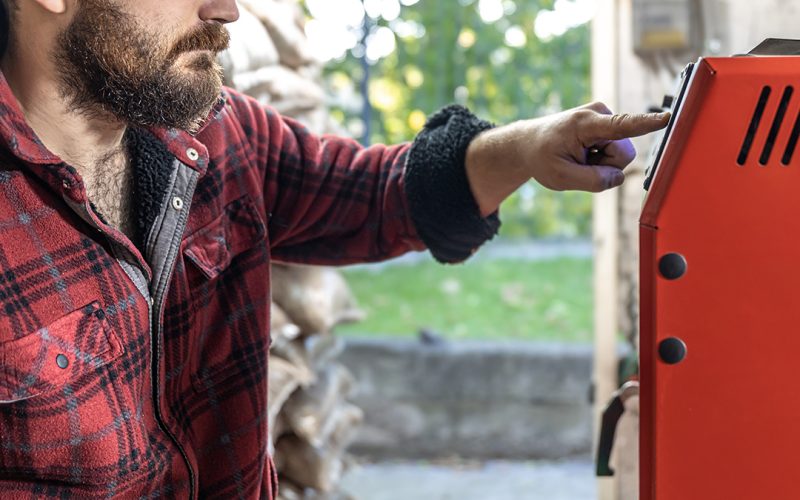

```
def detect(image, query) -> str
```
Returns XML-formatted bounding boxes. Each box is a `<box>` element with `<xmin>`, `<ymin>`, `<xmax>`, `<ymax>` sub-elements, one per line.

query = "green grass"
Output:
<box><xmin>337</xmin><ymin>258</ymin><xmax>593</xmax><ymax>341</ymax></box>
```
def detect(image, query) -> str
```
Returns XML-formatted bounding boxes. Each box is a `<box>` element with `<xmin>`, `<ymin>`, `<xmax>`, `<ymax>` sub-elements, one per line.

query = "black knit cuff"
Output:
<box><xmin>405</xmin><ymin>105</ymin><xmax>501</xmax><ymax>264</ymax></box>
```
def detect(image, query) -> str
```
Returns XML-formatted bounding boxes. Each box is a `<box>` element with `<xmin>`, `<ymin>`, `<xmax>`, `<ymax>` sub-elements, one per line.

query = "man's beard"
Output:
<box><xmin>55</xmin><ymin>0</ymin><xmax>230</xmax><ymax>132</ymax></box>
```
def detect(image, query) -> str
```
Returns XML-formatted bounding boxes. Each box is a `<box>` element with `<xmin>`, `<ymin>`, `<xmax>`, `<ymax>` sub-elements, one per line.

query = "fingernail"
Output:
<box><xmin>609</xmin><ymin>171</ymin><xmax>625</xmax><ymax>188</ymax></box>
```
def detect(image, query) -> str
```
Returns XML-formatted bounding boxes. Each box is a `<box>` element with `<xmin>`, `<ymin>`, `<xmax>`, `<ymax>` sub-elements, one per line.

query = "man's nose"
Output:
<box><xmin>199</xmin><ymin>0</ymin><xmax>240</xmax><ymax>24</ymax></box>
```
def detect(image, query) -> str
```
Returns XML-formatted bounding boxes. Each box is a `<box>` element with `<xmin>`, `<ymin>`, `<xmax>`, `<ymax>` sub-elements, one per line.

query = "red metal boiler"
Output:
<box><xmin>640</xmin><ymin>40</ymin><xmax>800</xmax><ymax>500</ymax></box>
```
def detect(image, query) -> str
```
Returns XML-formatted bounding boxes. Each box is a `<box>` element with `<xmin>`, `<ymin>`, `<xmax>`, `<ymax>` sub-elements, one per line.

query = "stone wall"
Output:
<box><xmin>338</xmin><ymin>338</ymin><xmax>619</xmax><ymax>460</ymax></box>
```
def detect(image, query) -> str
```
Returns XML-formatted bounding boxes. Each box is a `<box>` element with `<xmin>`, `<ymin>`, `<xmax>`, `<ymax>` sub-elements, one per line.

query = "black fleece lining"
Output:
<box><xmin>404</xmin><ymin>105</ymin><xmax>501</xmax><ymax>264</ymax></box>
<box><xmin>125</xmin><ymin>127</ymin><xmax>174</xmax><ymax>250</ymax></box>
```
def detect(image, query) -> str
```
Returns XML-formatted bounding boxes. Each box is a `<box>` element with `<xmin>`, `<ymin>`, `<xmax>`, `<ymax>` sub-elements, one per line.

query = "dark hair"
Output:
<box><xmin>0</xmin><ymin>0</ymin><xmax>9</xmax><ymax>58</ymax></box>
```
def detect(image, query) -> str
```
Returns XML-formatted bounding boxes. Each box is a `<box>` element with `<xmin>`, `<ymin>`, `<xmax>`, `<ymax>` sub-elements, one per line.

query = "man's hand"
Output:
<box><xmin>465</xmin><ymin>102</ymin><xmax>670</xmax><ymax>217</ymax></box>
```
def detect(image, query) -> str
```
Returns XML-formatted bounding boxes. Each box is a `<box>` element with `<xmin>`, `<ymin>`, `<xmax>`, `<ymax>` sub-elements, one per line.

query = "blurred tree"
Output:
<box><xmin>301</xmin><ymin>0</ymin><xmax>595</xmax><ymax>239</ymax></box>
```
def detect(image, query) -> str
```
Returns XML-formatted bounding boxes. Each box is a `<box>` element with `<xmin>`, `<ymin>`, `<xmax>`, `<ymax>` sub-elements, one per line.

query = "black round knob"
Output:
<box><xmin>659</xmin><ymin>337</ymin><xmax>687</xmax><ymax>365</ymax></box>
<box><xmin>659</xmin><ymin>253</ymin><xmax>687</xmax><ymax>280</ymax></box>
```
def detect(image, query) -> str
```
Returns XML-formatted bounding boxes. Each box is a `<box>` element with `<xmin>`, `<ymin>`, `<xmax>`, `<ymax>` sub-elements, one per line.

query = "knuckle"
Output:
<box><xmin>587</xmin><ymin>101</ymin><xmax>611</xmax><ymax>113</ymax></box>
<box><xmin>610</xmin><ymin>113</ymin><xmax>631</xmax><ymax>128</ymax></box>
<box><xmin>570</xmin><ymin>109</ymin><xmax>593</xmax><ymax>129</ymax></box>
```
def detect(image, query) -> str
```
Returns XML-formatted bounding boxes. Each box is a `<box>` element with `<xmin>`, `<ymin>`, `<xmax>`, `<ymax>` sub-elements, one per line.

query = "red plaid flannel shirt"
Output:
<box><xmin>0</xmin><ymin>70</ymin><xmax>430</xmax><ymax>499</ymax></box>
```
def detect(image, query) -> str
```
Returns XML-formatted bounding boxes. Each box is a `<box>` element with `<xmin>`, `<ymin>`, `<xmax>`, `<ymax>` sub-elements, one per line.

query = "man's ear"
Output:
<box><xmin>31</xmin><ymin>0</ymin><xmax>67</xmax><ymax>14</ymax></box>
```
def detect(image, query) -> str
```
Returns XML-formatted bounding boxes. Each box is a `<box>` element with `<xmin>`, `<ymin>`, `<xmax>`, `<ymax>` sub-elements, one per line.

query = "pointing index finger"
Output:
<box><xmin>582</xmin><ymin>111</ymin><xmax>670</xmax><ymax>144</ymax></box>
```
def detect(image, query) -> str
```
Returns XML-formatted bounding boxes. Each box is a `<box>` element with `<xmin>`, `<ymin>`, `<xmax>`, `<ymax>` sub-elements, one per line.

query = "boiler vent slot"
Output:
<box><xmin>760</xmin><ymin>86</ymin><xmax>794</xmax><ymax>165</ymax></box>
<box><xmin>738</xmin><ymin>86</ymin><xmax>772</xmax><ymax>166</ymax></box>
<box><xmin>783</xmin><ymin>104</ymin><xmax>800</xmax><ymax>165</ymax></box>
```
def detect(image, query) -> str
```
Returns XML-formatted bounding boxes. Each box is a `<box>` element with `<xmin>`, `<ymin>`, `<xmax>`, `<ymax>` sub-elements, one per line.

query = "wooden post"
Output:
<box><xmin>592</xmin><ymin>1</ymin><xmax>620</xmax><ymax>499</ymax></box>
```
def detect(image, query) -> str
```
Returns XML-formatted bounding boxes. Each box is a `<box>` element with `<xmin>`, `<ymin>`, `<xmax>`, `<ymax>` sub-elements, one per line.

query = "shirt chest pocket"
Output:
<box><xmin>183</xmin><ymin>194</ymin><xmax>267</xmax><ymax>282</ymax></box>
<box><xmin>0</xmin><ymin>302</ymin><xmax>142</xmax><ymax>485</ymax></box>
<box><xmin>182</xmin><ymin>195</ymin><xmax>269</xmax><ymax>391</ymax></box>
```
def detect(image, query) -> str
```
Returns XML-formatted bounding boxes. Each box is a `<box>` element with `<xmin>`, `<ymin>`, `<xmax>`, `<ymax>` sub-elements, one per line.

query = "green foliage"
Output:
<box><xmin>337</xmin><ymin>257</ymin><xmax>593</xmax><ymax>341</ymax></box>
<box><xmin>303</xmin><ymin>0</ymin><xmax>594</xmax><ymax>238</ymax></box>
<box><xmin>499</xmin><ymin>183</ymin><xmax>593</xmax><ymax>238</ymax></box>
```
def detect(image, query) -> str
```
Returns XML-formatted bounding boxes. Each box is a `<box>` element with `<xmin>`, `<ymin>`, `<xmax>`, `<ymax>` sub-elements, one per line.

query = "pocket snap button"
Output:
<box><xmin>56</xmin><ymin>354</ymin><xmax>69</xmax><ymax>369</ymax></box>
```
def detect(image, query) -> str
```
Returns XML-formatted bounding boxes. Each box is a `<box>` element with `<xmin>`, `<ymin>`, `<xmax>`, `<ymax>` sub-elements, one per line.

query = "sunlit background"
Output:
<box><xmin>305</xmin><ymin>0</ymin><xmax>595</xmax><ymax>143</ymax></box>
<box><xmin>298</xmin><ymin>0</ymin><xmax>598</xmax><ymax>341</ymax></box>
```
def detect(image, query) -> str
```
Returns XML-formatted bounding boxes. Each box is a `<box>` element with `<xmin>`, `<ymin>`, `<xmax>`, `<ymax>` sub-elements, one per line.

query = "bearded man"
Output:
<box><xmin>0</xmin><ymin>0</ymin><xmax>667</xmax><ymax>498</ymax></box>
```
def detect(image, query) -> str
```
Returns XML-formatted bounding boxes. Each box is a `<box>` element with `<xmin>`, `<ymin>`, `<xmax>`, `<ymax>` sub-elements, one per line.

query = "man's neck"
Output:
<box><xmin>1</xmin><ymin>52</ymin><xmax>137</xmax><ymax>238</ymax></box>
<box><xmin>1</xmin><ymin>51</ymin><xmax>127</xmax><ymax>172</ymax></box>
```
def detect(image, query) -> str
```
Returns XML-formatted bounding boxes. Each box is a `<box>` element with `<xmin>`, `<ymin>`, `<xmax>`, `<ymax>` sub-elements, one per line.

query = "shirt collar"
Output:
<box><xmin>0</xmin><ymin>71</ymin><xmax>62</xmax><ymax>165</ymax></box>
<box><xmin>144</xmin><ymin>95</ymin><xmax>228</xmax><ymax>175</ymax></box>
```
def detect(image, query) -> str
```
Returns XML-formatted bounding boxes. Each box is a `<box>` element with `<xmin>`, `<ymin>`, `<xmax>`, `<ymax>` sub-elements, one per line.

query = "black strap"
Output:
<box><xmin>596</xmin><ymin>394</ymin><xmax>625</xmax><ymax>476</ymax></box>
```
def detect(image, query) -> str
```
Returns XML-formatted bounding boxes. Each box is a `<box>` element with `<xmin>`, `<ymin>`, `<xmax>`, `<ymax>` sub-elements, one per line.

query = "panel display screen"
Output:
<box><xmin>643</xmin><ymin>62</ymin><xmax>696</xmax><ymax>191</ymax></box>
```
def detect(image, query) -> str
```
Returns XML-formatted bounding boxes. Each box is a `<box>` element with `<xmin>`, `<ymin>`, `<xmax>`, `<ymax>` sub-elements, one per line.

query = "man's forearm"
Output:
<box><xmin>465</xmin><ymin>122</ymin><xmax>531</xmax><ymax>218</ymax></box>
